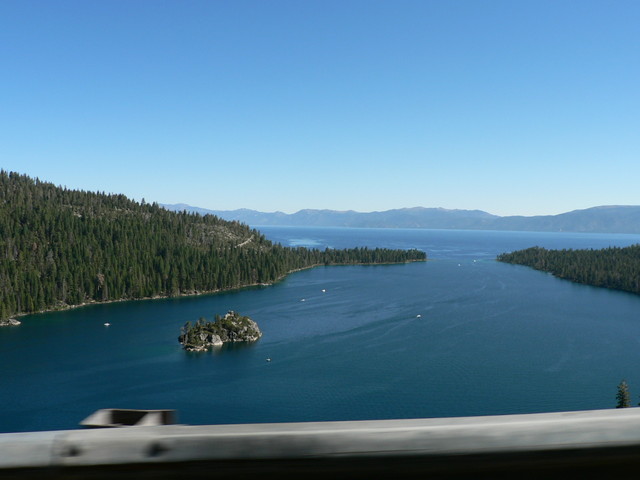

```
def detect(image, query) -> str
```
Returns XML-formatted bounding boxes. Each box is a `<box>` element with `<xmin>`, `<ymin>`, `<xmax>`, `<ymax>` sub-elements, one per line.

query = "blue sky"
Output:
<box><xmin>1</xmin><ymin>0</ymin><xmax>638</xmax><ymax>216</ymax></box>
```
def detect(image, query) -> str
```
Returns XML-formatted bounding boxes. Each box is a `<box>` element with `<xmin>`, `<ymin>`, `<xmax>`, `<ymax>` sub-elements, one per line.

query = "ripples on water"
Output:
<box><xmin>2</xmin><ymin>227</ymin><xmax>640</xmax><ymax>433</ymax></box>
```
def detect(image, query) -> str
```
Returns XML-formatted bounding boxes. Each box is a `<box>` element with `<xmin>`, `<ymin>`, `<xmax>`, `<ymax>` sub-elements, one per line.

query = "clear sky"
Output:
<box><xmin>1</xmin><ymin>0</ymin><xmax>638</xmax><ymax>216</ymax></box>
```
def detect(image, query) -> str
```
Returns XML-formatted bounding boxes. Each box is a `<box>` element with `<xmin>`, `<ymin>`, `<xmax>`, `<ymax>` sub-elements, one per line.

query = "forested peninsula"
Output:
<box><xmin>497</xmin><ymin>245</ymin><xmax>640</xmax><ymax>295</ymax></box>
<box><xmin>0</xmin><ymin>171</ymin><xmax>425</xmax><ymax>321</ymax></box>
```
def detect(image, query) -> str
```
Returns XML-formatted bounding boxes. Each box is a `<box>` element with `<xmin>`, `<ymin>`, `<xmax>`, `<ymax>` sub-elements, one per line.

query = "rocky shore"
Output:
<box><xmin>0</xmin><ymin>318</ymin><xmax>21</xmax><ymax>327</ymax></box>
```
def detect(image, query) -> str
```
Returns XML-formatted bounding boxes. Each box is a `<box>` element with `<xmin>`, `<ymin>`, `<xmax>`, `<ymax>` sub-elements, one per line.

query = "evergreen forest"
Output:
<box><xmin>497</xmin><ymin>245</ymin><xmax>640</xmax><ymax>295</ymax></box>
<box><xmin>0</xmin><ymin>171</ymin><xmax>426</xmax><ymax>320</ymax></box>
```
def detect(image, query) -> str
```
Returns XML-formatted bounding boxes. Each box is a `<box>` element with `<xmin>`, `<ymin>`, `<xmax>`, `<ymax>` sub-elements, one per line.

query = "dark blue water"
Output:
<box><xmin>2</xmin><ymin>227</ymin><xmax>640</xmax><ymax>433</ymax></box>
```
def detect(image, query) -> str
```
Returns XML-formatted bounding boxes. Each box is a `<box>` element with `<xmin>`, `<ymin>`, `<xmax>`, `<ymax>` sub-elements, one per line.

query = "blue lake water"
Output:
<box><xmin>2</xmin><ymin>227</ymin><xmax>640</xmax><ymax>433</ymax></box>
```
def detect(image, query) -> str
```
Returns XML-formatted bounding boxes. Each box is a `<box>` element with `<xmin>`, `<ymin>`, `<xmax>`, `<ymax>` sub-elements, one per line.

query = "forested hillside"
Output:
<box><xmin>0</xmin><ymin>171</ymin><xmax>425</xmax><ymax>320</ymax></box>
<box><xmin>497</xmin><ymin>245</ymin><xmax>640</xmax><ymax>295</ymax></box>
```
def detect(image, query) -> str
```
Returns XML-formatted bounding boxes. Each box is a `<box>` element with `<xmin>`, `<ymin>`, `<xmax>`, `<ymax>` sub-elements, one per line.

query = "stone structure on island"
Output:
<box><xmin>179</xmin><ymin>311</ymin><xmax>262</xmax><ymax>351</ymax></box>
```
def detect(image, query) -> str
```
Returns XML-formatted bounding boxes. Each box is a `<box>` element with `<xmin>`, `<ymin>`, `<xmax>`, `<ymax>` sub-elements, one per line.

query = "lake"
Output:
<box><xmin>2</xmin><ymin>227</ymin><xmax>640</xmax><ymax>433</ymax></box>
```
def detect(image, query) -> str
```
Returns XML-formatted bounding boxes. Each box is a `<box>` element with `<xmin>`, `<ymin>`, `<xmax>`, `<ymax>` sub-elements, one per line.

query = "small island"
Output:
<box><xmin>179</xmin><ymin>311</ymin><xmax>262</xmax><ymax>351</ymax></box>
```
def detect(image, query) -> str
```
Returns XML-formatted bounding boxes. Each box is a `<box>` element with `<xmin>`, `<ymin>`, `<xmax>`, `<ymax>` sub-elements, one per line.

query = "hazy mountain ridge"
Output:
<box><xmin>161</xmin><ymin>204</ymin><xmax>640</xmax><ymax>234</ymax></box>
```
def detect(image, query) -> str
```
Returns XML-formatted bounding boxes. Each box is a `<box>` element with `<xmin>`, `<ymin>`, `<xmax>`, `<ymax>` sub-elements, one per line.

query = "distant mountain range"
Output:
<box><xmin>161</xmin><ymin>204</ymin><xmax>640</xmax><ymax>234</ymax></box>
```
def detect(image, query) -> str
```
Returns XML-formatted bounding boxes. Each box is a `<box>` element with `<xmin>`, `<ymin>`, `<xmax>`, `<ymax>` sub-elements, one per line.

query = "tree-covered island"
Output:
<box><xmin>0</xmin><ymin>171</ymin><xmax>426</xmax><ymax>321</ymax></box>
<box><xmin>179</xmin><ymin>311</ymin><xmax>261</xmax><ymax>351</ymax></box>
<box><xmin>497</xmin><ymin>245</ymin><xmax>640</xmax><ymax>295</ymax></box>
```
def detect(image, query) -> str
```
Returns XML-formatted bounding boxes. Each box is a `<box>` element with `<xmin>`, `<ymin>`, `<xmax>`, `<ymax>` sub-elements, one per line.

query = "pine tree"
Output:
<box><xmin>616</xmin><ymin>380</ymin><xmax>631</xmax><ymax>408</ymax></box>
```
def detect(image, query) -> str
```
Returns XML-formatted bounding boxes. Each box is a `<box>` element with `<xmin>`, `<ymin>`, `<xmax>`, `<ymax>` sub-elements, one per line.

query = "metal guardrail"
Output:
<box><xmin>2</xmin><ymin>408</ymin><xmax>640</xmax><ymax>478</ymax></box>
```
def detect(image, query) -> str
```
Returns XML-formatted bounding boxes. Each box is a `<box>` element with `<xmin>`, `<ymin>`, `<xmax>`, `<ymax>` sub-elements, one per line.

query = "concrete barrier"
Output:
<box><xmin>2</xmin><ymin>408</ymin><xmax>640</xmax><ymax>478</ymax></box>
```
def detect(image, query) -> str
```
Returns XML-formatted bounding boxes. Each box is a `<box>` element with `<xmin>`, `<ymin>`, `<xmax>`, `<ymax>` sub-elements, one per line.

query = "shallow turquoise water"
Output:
<box><xmin>2</xmin><ymin>227</ymin><xmax>640</xmax><ymax>433</ymax></box>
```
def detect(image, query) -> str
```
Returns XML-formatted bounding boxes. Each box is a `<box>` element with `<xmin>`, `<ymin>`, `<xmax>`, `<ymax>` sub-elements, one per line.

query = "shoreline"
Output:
<box><xmin>7</xmin><ymin>258</ymin><xmax>426</xmax><ymax>321</ymax></box>
<box><xmin>0</xmin><ymin>318</ymin><xmax>21</xmax><ymax>327</ymax></box>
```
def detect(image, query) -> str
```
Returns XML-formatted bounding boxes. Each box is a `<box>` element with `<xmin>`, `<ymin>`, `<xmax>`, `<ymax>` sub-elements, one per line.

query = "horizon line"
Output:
<box><xmin>161</xmin><ymin>203</ymin><xmax>639</xmax><ymax>219</ymax></box>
